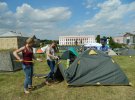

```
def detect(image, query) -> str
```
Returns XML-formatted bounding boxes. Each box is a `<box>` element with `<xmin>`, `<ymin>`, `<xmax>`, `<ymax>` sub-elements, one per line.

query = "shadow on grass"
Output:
<box><xmin>32</xmin><ymin>80</ymin><xmax>63</xmax><ymax>91</ymax></box>
<box><xmin>32</xmin><ymin>82</ymin><xmax>46</xmax><ymax>91</ymax></box>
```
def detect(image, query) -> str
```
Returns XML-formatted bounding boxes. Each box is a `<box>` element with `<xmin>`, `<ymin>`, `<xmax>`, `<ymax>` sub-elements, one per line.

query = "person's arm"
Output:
<box><xmin>13</xmin><ymin>46</ymin><xmax>25</xmax><ymax>61</ymax></box>
<box><xmin>31</xmin><ymin>48</ymin><xmax>36</xmax><ymax>60</ymax></box>
<box><xmin>32</xmin><ymin>54</ymin><xmax>36</xmax><ymax>60</ymax></box>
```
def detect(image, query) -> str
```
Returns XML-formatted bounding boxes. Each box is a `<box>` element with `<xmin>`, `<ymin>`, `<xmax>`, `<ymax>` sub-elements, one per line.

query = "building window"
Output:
<box><xmin>127</xmin><ymin>39</ymin><xmax>130</xmax><ymax>44</ymax></box>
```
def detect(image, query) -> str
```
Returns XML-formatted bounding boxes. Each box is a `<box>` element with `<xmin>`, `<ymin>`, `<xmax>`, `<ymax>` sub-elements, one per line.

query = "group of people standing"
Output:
<box><xmin>13</xmin><ymin>37</ymin><xmax>58</xmax><ymax>94</ymax></box>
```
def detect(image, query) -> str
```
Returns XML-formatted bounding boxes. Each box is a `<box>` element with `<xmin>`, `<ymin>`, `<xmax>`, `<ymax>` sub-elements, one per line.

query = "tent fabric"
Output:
<box><xmin>61</xmin><ymin>50</ymin><xmax>76</xmax><ymax>60</ymax></box>
<box><xmin>61</xmin><ymin>48</ymin><xmax>78</xmax><ymax>60</ymax></box>
<box><xmin>120</xmin><ymin>49</ymin><xmax>135</xmax><ymax>56</ymax></box>
<box><xmin>84</xmin><ymin>43</ymin><xmax>102</xmax><ymax>50</ymax></box>
<box><xmin>108</xmin><ymin>49</ymin><xmax>117</xmax><ymax>56</ymax></box>
<box><xmin>57</xmin><ymin>49</ymin><xmax>130</xmax><ymax>86</ymax></box>
<box><xmin>0</xmin><ymin>51</ymin><xmax>22</xmax><ymax>71</ymax></box>
<box><xmin>89</xmin><ymin>50</ymin><xmax>97</xmax><ymax>55</ymax></box>
<box><xmin>41</xmin><ymin>45</ymin><xmax>49</xmax><ymax>52</ymax></box>
<box><xmin>113</xmin><ymin>48</ymin><xmax>135</xmax><ymax>56</ymax></box>
<box><xmin>68</xmin><ymin>47</ymin><xmax>79</xmax><ymax>56</ymax></box>
<box><xmin>36</xmin><ymin>49</ymin><xmax>43</xmax><ymax>53</ymax></box>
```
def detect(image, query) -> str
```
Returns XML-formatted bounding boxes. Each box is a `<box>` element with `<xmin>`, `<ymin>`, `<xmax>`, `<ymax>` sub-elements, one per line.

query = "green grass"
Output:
<box><xmin>0</xmin><ymin>56</ymin><xmax>135</xmax><ymax>100</ymax></box>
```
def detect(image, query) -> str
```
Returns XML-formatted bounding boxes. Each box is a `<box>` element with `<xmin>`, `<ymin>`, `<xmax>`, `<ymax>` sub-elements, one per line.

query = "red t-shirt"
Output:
<box><xmin>22</xmin><ymin>46</ymin><xmax>33</xmax><ymax>65</ymax></box>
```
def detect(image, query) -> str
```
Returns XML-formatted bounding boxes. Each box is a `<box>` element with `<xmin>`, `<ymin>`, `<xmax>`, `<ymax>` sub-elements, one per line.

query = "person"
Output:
<box><xmin>13</xmin><ymin>37</ymin><xmax>39</xmax><ymax>94</ymax></box>
<box><xmin>100</xmin><ymin>43</ymin><xmax>109</xmax><ymax>54</ymax></box>
<box><xmin>45</xmin><ymin>41</ymin><xmax>59</xmax><ymax>85</ymax></box>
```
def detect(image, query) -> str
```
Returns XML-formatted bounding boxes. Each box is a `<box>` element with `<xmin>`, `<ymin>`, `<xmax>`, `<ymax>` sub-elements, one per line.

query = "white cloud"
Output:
<box><xmin>71</xmin><ymin>0</ymin><xmax>135</xmax><ymax>36</ymax></box>
<box><xmin>0</xmin><ymin>2</ymin><xmax>8</xmax><ymax>12</ymax></box>
<box><xmin>0</xmin><ymin>2</ymin><xmax>72</xmax><ymax>39</ymax></box>
<box><xmin>1</xmin><ymin>0</ymin><xmax>135</xmax><ymax>39</ymax></box>
<box><xmin>83</xmin><ymin>0</ymin><xmax>96</xmax><ymax>9</ymax></box>
<box><xmin>16</xmin><ymin>4</ymin><xmax>71</xmax><ymax>22</ymax></box>
<box><xmin>95</xmin><ymin>0</ymin><xmax>135</xmax><ymax>21</ymax></box>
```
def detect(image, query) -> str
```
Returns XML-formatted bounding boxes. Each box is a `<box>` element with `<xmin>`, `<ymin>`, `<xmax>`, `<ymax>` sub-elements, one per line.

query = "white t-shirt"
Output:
<box><xmin>46</xmin><ymin>46</ymin><xmax>55</xmax><ymax>61</ymax></box>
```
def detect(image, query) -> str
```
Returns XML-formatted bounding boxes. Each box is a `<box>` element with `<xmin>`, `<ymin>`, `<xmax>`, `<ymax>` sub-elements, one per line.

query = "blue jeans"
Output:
<box><xmin>47</xmin><ymin>60</ymin><xmax>55</xmax><ymax>80</ymax></box>
<box><xmin>22</xmin><ymin>64</ymin><xmax>33</xmax><ymax>89</ymax></box>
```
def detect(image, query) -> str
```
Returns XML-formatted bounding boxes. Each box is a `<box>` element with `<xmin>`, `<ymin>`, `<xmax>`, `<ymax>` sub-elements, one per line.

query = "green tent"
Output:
<box><xmin>69</xmin><ymin>47</ymin><xmax>79</xmax><ymax>56</ymax></box>
<box><xmin>56</xmin><ymin>49</ymin><xmax>130</xmax><ymax>86</ymax></box>
<box><xmin>0</xmin><ymin>50</ymin><xmax>22</xmax><ymax>71</ymax></box>
<box><xmin>61</xmin><ymin>47</ymin><xmax>79</xmax><ymax>60</ymax></box>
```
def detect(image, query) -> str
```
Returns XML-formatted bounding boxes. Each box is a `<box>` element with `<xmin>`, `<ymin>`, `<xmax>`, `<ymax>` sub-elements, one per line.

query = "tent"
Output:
<box><xmin>41</xmin><ymin>45</ymin><xmax>49</xmax><ymax>52</ymax></box>
<box><xmin>120</xmin><ymin>49</ymin><xmax>135</xmax><ymax>56</ymax></box>
<box><xmin>84</xmin><ymin>43</ymin><xmax>102</xmax><ymax>50</ymax></box>
<box><xmin>56</xmin><ymin>49</ymin><xmax>130</xmax><ymax>86</ymax></box>
<box><xmin>36</xmin><ymin>49</ymin><xmax>43</xmax><ymax>54</ymax></box>
<box><xmin>61</xmin><ymin>47</ymin><xmax>79</xmax><ymax>60</ymax></box>
<box><xmin>0</xmin><ymin>50</ymin><xmax>22</xmax><ymax>71</ymax></box>
<box><xmin>108</xmin><ymin>49</ymin><xmax>117</xmax><ymax>56</ymax></box>
<box><xmin>61</xmin><ymin>47</ymin><xmax>79</xmax><ymax>65</ymax></box>
<box><xmin>113</xmin><ymin>48</ymin><xmax>135</xmax><ymax>56</ymax></box>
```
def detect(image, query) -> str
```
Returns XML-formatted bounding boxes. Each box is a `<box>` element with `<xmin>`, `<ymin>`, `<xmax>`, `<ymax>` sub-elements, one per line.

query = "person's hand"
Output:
<box><xmin>54</xmin><ymin>56</ymin><xmax>59</xmax><ymax>60</ymax></box>
<box><xmin>18</xmin><ymin>59</ymin><xmax>23</xmax><ymax>62</ymax></box>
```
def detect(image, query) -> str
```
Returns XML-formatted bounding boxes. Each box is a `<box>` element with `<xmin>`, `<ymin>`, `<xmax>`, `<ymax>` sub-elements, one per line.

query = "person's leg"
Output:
<box><xmin>49</xmin><ymin>61</ymin><xmax>55</xmax><ymax>80</ymax></box>
<box><xmin>46</xmin><ymin>60</ymin><xmax>51</xmax><ymax>79</ymax></box>
<box><xmin>52</xmin><ymin>61</ymin><xmax>56</xmax><ymax>80</ymax></box>
<box><xmin>28</xmin><ymin>65</ymin><xmax>33</xmax><ymax>89</ymax></box>
<box><xmin>47</xmin><ymin>60</ymin><xmax>55</xmax><ymax>79</ymax></box>
<box><xmin>45</xmin><ymin>60</ymin><xmax>51</xmax><ymax>85</ymax></box>
<box><xmin>22</xmin><ymin>64</ymin><xmax>30</xmax><ymax>93</ymax></box>
<box><xmin>26</xmin><ymin>66</ymin><xmax>32</xmax><ymax>88</ymax></box>
<box><xmin>46</xmin><ymin>60</ymin><xmax>55</xmax><ymax>80</ymax></box>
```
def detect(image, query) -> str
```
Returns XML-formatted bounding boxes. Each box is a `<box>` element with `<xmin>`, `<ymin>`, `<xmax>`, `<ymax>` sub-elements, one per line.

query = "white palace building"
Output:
<box><xmin>59</xmin><ymin>35</ymin><xmax>96</xmax><ymax>45</ymax></box>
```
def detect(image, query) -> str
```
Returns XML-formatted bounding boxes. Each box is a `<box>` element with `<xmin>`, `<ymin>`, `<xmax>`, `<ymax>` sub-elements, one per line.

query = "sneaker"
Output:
<box><xmin>24</xmin><ymin>90</ymin><xmax>30</xmax><ymax>94</ymax></box>
<box><xmin>44</xmin><ymin>80</ymin><xmax>51</xmax><ymax>86</ymax></box>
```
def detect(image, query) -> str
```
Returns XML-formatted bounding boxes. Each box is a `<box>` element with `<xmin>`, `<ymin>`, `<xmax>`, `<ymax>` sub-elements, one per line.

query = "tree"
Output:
<box><xmin>40</xmin><ymin>39</ymin><xmax>53</xmax><ymax>45</ymax></box>
<box><xmin>109</xmin><ymin>37</ymin><xmax>115</xmax><ymax>48</ymax></box>
<box><xmin>96</xmin><ymin>35</ymin><xmax>100</xmax><ymax>43</ymax></box>
<box><xmin>109</xmin><ymin>37</ymin><xmax>122</xmax><ymax>49</ymax></box>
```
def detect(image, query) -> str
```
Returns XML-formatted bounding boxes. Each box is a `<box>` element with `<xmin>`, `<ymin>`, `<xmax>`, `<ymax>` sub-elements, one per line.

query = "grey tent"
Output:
<box><xmin>113</xmin><ymin>48</ymin><xmax>135</xmax><ymax>56</ymax></box>
<box><xmin>108</xmin><ymin>49</ymin><xmax>117</xmax><ymax>56</ymax></box>
<box><xmin>120</xmin><ymin>49</ymin><xmax>135</xmax><ymax>56</ymax></box>
<box><xmin>56</xmin><ymin>49</ymin><xmax>130</xmax><ymax>86</ymax></box>
<box><xmin>113</xmin><ymin>48</ymin><xmax>126</xmax><ymax>55</ymax></box>
<box><xmin>0</xmin><ymin>50</ymin><xmax>22</xmax><ymax>71</ymax></box>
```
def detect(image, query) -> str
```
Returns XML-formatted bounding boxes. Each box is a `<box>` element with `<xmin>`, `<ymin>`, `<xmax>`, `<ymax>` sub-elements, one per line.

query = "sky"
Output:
<box><xmin>0</xmin><ymin>0</ymin><xmax>135</xmax><ymax>39</ymax></box>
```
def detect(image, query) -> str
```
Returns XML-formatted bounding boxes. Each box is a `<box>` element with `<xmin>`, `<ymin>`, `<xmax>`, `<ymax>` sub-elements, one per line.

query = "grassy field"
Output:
<box><xmin>0</xmin><ymin>56</ymin><xmax>135</xmax><ymax>100</ymax></box>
